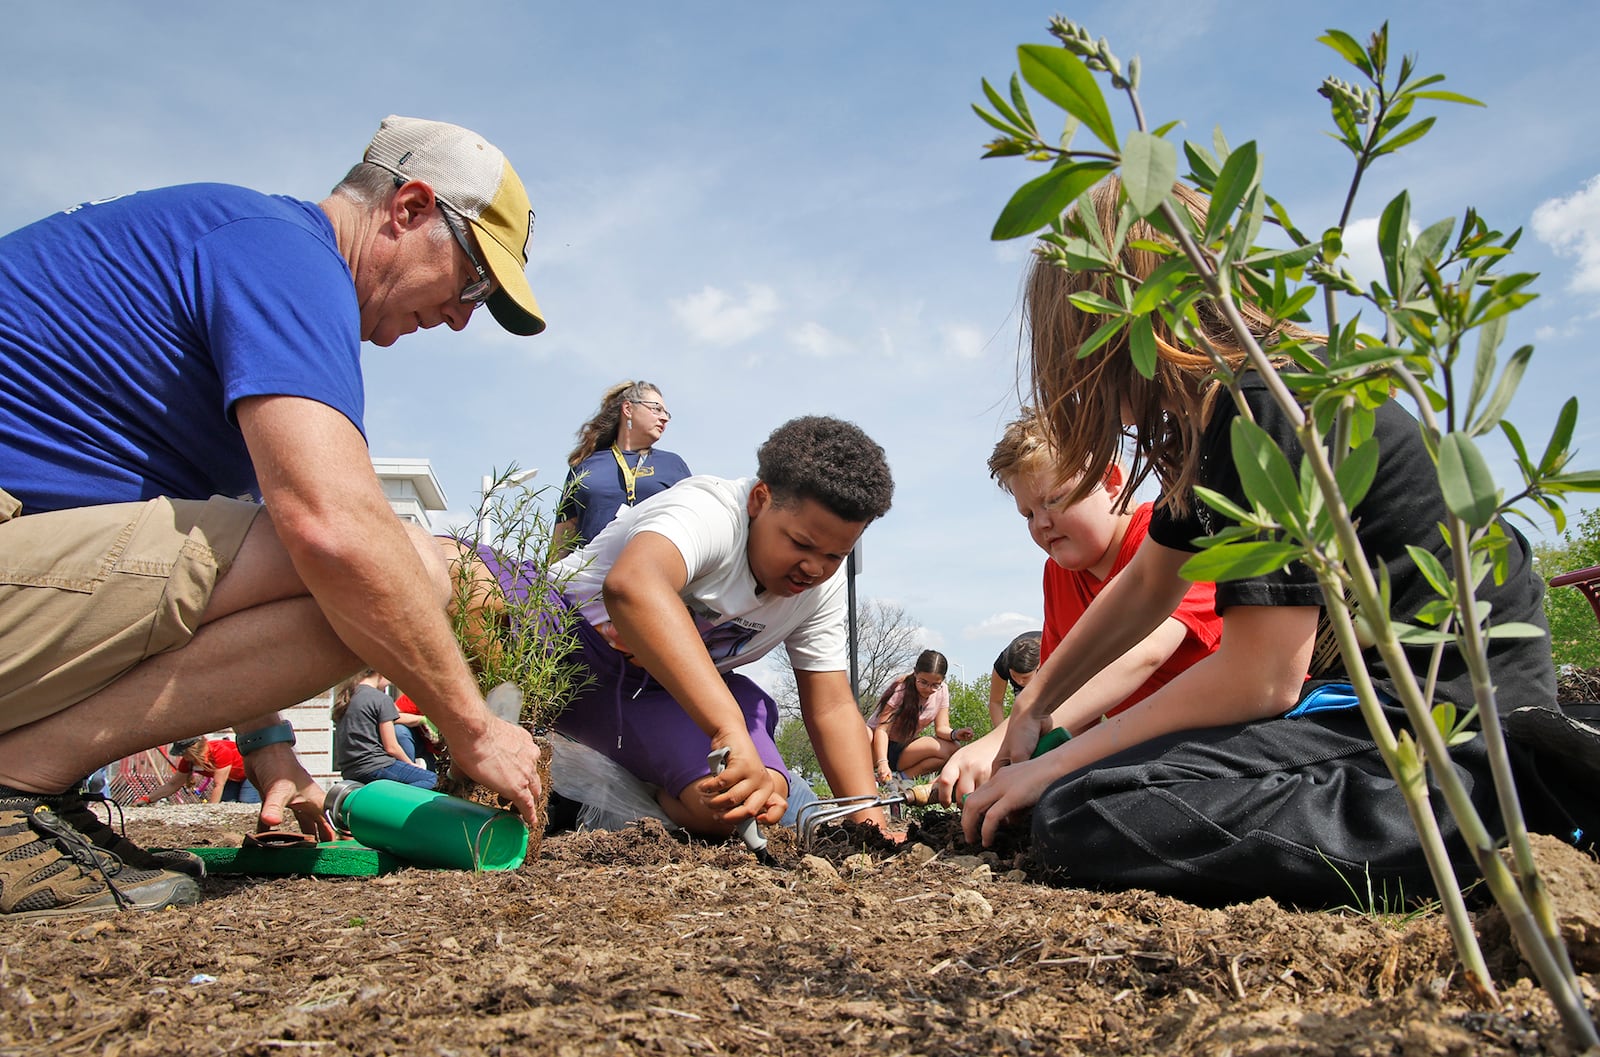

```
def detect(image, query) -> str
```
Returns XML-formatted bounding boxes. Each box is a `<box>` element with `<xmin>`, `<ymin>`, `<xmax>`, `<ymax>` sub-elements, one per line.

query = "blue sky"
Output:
<box><xmin>6</xmin><ymin>2</ymin><xmax>1599</xmax><ymax>691</ymax></box>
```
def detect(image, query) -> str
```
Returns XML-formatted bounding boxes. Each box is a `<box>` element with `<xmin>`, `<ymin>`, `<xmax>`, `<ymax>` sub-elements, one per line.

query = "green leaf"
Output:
<box><xmin>1431</xmin><ymin>701</ymin><xmax>1458</xmax><ymax>736</ymax></box>
<box><xmin>1183</xmin><ymin>140</ymin><xmax>1220</xmax><ymax>189</ymax></box>
<box><xmin>1128</xmin><ymin>314</ymin><xmax>1159</xmax><ymax>378</ymax></box>
<box><xmin>1017</xmin><ymin>44</ymin><xmax>1119</xmax><ymax>149</ymax></box>
<box><xmin>1538</xmin><ymin>397</ymin><xmax>1579</xmax><ymax>475</ymax></box>
<box><xmin>1405</xmin><ymin>544</ymin><xmax>1453</xmax><ymax>598</ymax></box>
<box><xmin>1179</xmin><ymin>540</ymin><xmax>1302</xmax><ymax>583</ymax></box>
<box><xmin>1192</xmin><ymin>485</ymin><xmax>1255</xmax><ymax>525</ymax></box>
<box><xmin>1318</xmin><ymin>29</ymin><xmax>1374</xmax><ymax>77</ymax></box>
<box><xmin>1205</xmin><ymin>141</ymin><xmax>1259</xmax><ymax>244</ymax></box>
<box><xmin>1499</xmin><ymin>420</ymin><xmax>1532</xmax><ymax>468</ymax></box>
<box><xmin>1465</xmin><ymin>315</ymin><xmax>1507</xmax><ymax>421</ymax></box>
<box><xmin>1374</xmin><ymin>116</ymin><xmax>1437</xmax><ymax>157</ymax></box>
<box><xmin>1468</xmin><ymin>344</ymin><xmax>1532</xmax><ymax>438</ymax></box>
<box><xmin>1437</xmin><ymin>432</ymin><xmax>1501</xmax><ymax>529</ymax></box>
<box><xmin>1008</xmin><ymin>72</ymin><xmax>1036</xmax><ymax>133</ymax></box>
<box><xmin>1076</xmin><ymin>315</ymin><xmax>1129</xmax><ymax>358</ymax></box>
<box><xmin>992</xmin><ymin>161</ymin><xmax>1115</xmax><ymax>240</ymax></box>
<box><xmin>1223</xmin><ymin>185</ymin><xmax>1267</xmax><ymax>264</ymax></box>
<box><xmin>1231</xmin><ymin>417</ymin><xmax>1309</xmax><ymax>537</ymax></box>
<box><xmin>1544</xmin><ymin>469</ymin><xmax>1600</xmax><ymax>492</ymax></box>
<box><xmin>981</xmin><ymin>76</ymin><xmax>1027</xmax><ymax>131</ymax></box>
<box><xmin>1409</xmin><ymin>89</ymin><xmax>1484</xmax><ymax>107</ymax></box>
<box><xmin>973</xmin><ymin>105</ymin><xmax>1023</xmax><ymax>138</ymax></box>
<box><xmin>1130</xmin><ymin>256</ymin><xmax>1194</xmax><ymax>315</ymax></box>
<box><xmin>1376</xmin><ymin>191</ymin><xmax>1410</xmax><ymax>297</ymax></box>
<box><xmin>1334</xmin><ymin>436</ymin><xmax>1380</xmax><ymax>509</ymax></box>
<box><xmin>1121</xmin><ymin>130</ymin><xmax>1178</xmax><ymax>217</ymax></box>
<box><xmin>1413</xmin><ymin>598</ymin><xmax>1457</xmax><ymax>627</ymax></box>
<box><xmin>1412</xmin><ymin>216</ymin><xmax>1455</xmax><ymax>268</ymax></box>
<box><xmin>1484</xmin><ymin>622</ymin><xmax>1548</xmax><ymax>640</ymax></box>
<box><xmin>1392</xmin><ymin>622</ymin><xmax>1455</xmax><ymax>645</ymax></box>
<box><xmin>1067</xmin><ymin>291</ymin><xmax>1126</xmax><ymax>315</ymax></box>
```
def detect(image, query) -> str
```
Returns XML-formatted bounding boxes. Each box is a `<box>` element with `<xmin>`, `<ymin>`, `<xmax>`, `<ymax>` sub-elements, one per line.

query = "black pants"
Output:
<box><xmin>1031</xmin><ymin>704</ymin><xmax>1600</xmax><ymax>908</ymax></box>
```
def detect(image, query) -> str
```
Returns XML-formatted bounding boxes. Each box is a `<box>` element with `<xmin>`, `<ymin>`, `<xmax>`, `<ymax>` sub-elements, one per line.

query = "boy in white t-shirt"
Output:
<box><xmin>467</xmin><ymin>417</ymin><xmax>894</xmax><ymax>838</ymax></box>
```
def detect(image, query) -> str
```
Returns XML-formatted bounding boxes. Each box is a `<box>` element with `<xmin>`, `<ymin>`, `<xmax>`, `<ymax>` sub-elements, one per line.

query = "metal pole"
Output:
<box><xmin>847</xmin><ymin>548</ymin><xmax>859</xmax><ymax>700</ymax></box>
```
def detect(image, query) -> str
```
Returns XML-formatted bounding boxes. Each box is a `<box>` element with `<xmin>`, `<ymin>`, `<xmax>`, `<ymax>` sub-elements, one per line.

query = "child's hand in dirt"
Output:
<box><xmin>961</xmin><ymin>755</ymin><xmax>1056</xmax><ymax>848</ymax></box>
<box><xmin>702</xmin><ymin>734</ymin><xmax>780</xmax><ymax>825</ymax></box>
<box><xmin>935</xmin><ymin>727</ymin><xmax>1005</xmax><ymax>806</ymax></box>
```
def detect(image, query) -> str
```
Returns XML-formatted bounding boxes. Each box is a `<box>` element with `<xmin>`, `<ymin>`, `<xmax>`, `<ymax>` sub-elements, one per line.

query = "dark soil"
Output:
<box><xmin>4</xmin><ymin>801</ymin><xmax>1599</xmax><ymax>1056</ymax></box>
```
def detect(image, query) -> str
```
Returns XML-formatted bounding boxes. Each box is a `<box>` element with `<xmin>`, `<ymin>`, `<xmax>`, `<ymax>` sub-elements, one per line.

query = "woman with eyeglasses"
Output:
<box><xmin>866</xmin><ymin>650</ymin><xmax>971</xmax><ymax>783</ymax></box>
<box><xmin>552</xmin><ymin>380</ymin><xmax>691</xmax><ymax>558</ymax></box>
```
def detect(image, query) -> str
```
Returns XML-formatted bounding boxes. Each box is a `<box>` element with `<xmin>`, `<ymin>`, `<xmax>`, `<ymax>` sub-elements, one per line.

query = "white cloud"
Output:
<box><xmin>962</xmin><ymin>611</ymin><xmax>1041</xmax><ymax>641</ymax></box>
<box><xmin>1341</xmin><ymin>215</ymin><xmax>1421</xmax><ymax>292</ymax></box>
<box><xmin>1532</xmin><ymin>174</ymin><xmax>1600</xmax><ymax>295</ymax></box>
<box><xmin>789</xmin><ymin>320</ymin><xmax>851</xmax><ymax>358</ymax></box>
<box><xmin>939</xmin><ymin>322</ymin><xmax>987</xmax><ymax>361</ymax></box>
<box><xmin>669</xmin><ymin>284</ymin><xmax>780</xmax><ymax>345</ymax></box>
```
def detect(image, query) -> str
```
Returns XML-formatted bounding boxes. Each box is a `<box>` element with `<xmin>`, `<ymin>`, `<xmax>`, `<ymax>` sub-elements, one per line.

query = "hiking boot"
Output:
<box><xmin>0</xmin><ymin>796</ymin><xmax>200</xmax><ymax>920</ymax></box>
<box><xmin>62</xmin><ymin>789</ymin><xmax>206</xmax><ymax>878</ymax></box>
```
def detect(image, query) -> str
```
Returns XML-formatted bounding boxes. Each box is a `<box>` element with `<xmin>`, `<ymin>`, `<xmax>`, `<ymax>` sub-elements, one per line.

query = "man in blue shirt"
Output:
<box><xmin>0</xmin><ymin>116</ymin><xmax>547</xmax><ymax>919</ymax></box>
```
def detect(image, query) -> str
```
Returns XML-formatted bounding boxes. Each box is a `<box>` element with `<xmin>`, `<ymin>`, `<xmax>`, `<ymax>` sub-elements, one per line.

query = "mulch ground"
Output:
<box><xmin>3</xmin><ymin>799</ymin><xmax>1597</xmax><ymax>1056</ymax></box>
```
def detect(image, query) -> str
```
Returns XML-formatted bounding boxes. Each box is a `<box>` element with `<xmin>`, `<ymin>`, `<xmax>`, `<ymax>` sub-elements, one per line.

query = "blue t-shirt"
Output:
<box><xmin>0</xmin><ymin>183</ymin><xmax>364</xmax><ymax>513</ymax></box>
<box><xmin>556</xmin><ymin>447</ymin><xmax>692</xmax><ymax>549</ymax></box>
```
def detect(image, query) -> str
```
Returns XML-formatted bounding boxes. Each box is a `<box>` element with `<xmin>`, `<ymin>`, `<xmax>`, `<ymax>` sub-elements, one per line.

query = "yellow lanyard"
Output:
<box><xmin>610</xmin><ymin>445</ymin><xmax>654</xmax><ymax>503</ymax></box>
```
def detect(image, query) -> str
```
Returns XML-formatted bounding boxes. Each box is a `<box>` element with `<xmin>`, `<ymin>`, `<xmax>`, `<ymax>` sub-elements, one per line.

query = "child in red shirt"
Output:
<box><xmin>941</xmin><ymin>410</ymin><xmax>1222</xmax><ymax>797</ymax></box>
<box><xmin>139</xmin><ymin>737</ymin><xmax>260</xmax><ymax>804</ymax></box>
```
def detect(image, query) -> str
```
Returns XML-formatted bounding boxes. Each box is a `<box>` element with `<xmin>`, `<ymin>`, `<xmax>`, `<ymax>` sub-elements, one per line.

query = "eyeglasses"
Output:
<box><xmin>632</xmin><ymin>400</ymin><xmax>671</xmax><ymax>420</ymax></box>
<box><xmin>914</xmin><ymin>676</ymin><xmax>944</xmax><ymax>692</ymax></box>
<box><xmin>437</xmin><ymin>206</ymin><xmax>494</xmax><ymax>305</ymax></box>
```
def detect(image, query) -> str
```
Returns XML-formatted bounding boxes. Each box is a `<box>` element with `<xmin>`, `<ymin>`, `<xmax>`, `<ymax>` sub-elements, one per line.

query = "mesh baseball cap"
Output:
<box><xmin>363</xmin><ymin>115</ymin><xmax>545</xmax><ymax>336</ymax></box>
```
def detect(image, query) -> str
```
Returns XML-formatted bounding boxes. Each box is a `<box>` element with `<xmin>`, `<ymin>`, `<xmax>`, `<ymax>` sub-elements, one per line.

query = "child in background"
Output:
<box><xmin>139</xmin><ymin>737</ymin><xmax>260</xmax><ymax>804</ymax></box>
<box><xmin>449</xmin><ymin>416</ymin><xmax>895</xmax><ymax>838</ymax></box>
<box><xmin>867</xmin><ymin>650</ymin><xmax>972</xmax><ymax>782</ymax></box>
<box><xmin>332</xmin><ymin>670</ymin><xmax>437</xmax><ymax>790</ymax></box>
<box><xmin>987</xmin><ymin>631</ymin><xmax>1041</xmax><ymax>729</ymax></box>
<box><xmin>939</xmin><ymin>409</ymin><xmax>1221</xmax><ymax>801</ymax></box>
<box><xmin>391</xmin><ymin>690</ymin><xmax>440</xmax><ymax>772</ymax></box>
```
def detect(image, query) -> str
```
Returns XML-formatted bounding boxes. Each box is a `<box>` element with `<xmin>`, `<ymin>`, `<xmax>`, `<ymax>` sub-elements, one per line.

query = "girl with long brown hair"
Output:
<box><xmin>866</xmin><ymin>650</ymin><xmax>970</xmax><ymax>782</ymax></box>
<box><xmin>952</xmin><ymin>177</ymin><xmax>1573</xmax><ymax>907</ymax></box>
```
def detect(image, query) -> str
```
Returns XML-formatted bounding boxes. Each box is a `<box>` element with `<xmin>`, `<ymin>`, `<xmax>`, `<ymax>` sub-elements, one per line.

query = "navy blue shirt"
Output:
<box><xmin>557</xmin><ymin>446</ymin><xmax>692</xmax><ymax>549</ymax></box>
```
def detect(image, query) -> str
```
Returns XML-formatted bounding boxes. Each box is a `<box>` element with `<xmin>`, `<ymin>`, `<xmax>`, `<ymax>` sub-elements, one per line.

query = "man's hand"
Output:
<box><xmin>243</xmin><ymin>743</ymin><xmax>334</xmax><ymax>840</ymax></box>
<box><xmin>702</xmin><ymin>731</ymin><xmax>781</xmax><ymax>825</ymax></box>
<box><xmin>448</xmin><ymin>717</ymin><xmax>543</xmax><ymax>826</ymax></box>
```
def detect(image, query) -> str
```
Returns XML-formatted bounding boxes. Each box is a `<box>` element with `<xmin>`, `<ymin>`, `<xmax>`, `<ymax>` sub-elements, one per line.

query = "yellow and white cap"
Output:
<box><xmin>363</xmin><ymin>115</ymin><xmax>545</xmax><ymax>336</ymax></box>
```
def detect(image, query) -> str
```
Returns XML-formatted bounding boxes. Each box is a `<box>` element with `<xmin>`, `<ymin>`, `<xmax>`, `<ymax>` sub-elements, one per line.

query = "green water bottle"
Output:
<box><xmin>1032</xmin><ymin>727</ymin><xmax>1071</xmax><ymax>758</ymax></box>
<box><xmin>324</xmin><ymin>780</ymin><xmax>528</xmax><ymax>871</ymax></box>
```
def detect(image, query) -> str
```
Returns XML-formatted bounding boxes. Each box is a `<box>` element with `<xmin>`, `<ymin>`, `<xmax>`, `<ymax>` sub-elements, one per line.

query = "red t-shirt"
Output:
<box><xmin>176</xmin><ymin>739</ymin><xmax>245</xmax><ymax>778</ymax></box>
<box><xmin>1040</xmin><ymin>503</ymin><xmax>1222</xmax><ymax>718</ymax></box>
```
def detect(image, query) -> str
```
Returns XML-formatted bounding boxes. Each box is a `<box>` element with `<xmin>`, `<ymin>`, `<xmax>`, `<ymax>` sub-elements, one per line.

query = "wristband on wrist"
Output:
<box><xmin>237</xmin><ymin>722</ymin><xmax>296</xmax><ymax>755</ymax></box>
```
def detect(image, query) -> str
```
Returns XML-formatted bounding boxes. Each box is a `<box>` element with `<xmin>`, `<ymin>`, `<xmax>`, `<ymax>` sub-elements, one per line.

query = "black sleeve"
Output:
<box><xmin>1147</xmin><ymin>376</ymin><xmax>1323</xmax><ymax>612</ymax></box>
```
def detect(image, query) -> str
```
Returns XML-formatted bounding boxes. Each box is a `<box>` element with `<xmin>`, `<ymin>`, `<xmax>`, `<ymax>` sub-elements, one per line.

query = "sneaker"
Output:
<box><xmin>62</xmin><ymin>789</ymin><xmax>205</xmax><ymax>878</ymax></box>
<box><xmin>0</xmin><ymin>796</ymin><xmax>200</xmax><ymax>920</ymax></box>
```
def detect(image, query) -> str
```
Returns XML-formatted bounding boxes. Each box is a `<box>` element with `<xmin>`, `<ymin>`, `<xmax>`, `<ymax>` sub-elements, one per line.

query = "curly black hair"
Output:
<box><xmin>756</xmin><ymin>416</ymin><xmax>893</xmax><ymax>524</ymax></box>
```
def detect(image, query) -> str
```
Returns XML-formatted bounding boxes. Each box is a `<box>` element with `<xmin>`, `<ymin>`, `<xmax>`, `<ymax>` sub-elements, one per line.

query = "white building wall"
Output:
<box><xmin>282</xmin><ymin>456</ymin><xmax>450</xmax><ymax>786</ymax></box>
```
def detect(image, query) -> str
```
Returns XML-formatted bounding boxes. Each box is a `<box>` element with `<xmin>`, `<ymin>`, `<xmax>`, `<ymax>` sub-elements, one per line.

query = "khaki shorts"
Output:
<box><xmin>0</xmin><ymin>490</ymin><xmax>259</xmax><ymax>733</ymax></box>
